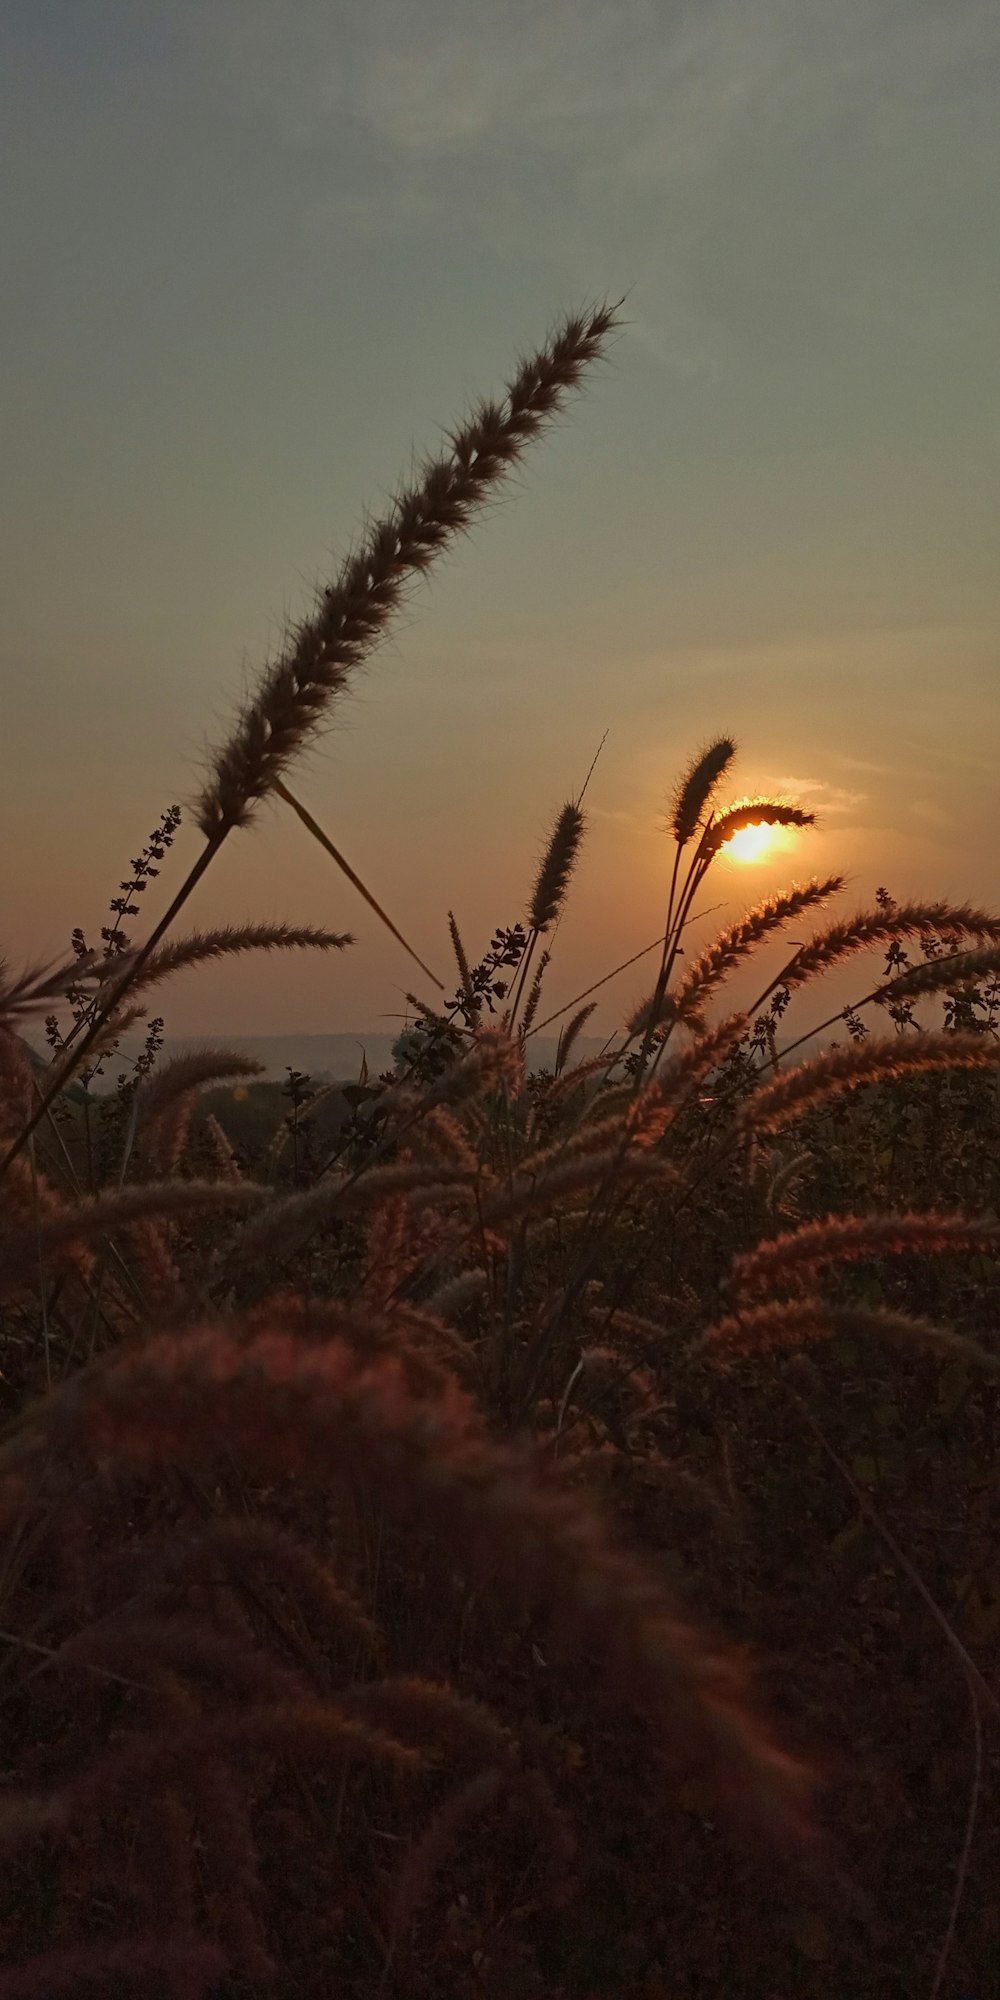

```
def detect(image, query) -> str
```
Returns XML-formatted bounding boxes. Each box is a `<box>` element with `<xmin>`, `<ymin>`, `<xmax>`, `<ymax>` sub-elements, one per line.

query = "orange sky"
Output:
<box><xmin>3</xmin><ymin>1</ymin><xmax>998</xmax><ymax>1043</ymax></box>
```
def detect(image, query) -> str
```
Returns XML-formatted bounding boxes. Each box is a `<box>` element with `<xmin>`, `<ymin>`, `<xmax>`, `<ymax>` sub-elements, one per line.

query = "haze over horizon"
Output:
<box><xmin>4</xmin><ymin>0</ymin><xmax>998</xmax><ymax>1042</ymax></box>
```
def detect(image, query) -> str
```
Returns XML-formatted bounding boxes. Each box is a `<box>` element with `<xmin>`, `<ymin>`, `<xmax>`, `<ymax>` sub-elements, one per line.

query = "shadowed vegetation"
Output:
<box><xmin>2</xmin><ymin>305</ymin><xmax>1000</xmax><ymax>1998</ymax></box>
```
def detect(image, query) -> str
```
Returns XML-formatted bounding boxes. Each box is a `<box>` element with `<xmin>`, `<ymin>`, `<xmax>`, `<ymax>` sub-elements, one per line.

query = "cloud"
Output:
<box><xmin>829</xmin><ymin>753</ymin><xmax>900</xmax><ymax>778</ymax></box>
<box><xmin>772</xmin><ymin>776</ymin><xmax>866</xmax><ymax>815</ymax></box>
<box><xmin>194</xmin><ymin>0</ymin><xmax>999</xmax><ymax>179</ymax></box>
<box><xmin>185</xmin><ymin>0</ymin><xmax>1000</xmax><ymax>372</ymax></box>
<box><xmin>908</xmin><ymin>799</ymin><xmax>953</xmax><ymax>829</ymax></box>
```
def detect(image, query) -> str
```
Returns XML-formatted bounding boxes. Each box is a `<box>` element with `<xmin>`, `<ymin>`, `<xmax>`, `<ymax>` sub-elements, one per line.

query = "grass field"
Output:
<box><xmin>2</xmin><ymin>304</ymin><xmax>999</xmax><ymax>1999</ymax></box>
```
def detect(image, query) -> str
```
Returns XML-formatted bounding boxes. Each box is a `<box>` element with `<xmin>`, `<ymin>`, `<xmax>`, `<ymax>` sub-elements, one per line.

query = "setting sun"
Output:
<box><xmin>720</xmin><ymin>821</ymin><xmax>778</xmax><ymax>863</ymax></box>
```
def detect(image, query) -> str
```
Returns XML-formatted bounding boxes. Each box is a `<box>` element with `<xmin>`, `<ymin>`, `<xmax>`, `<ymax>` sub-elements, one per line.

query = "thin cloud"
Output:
<box><xmin>182</xmin><ymin>0</ymin><xmax>1000</xmax><ymax>417</ymax></box>
<box><xmin>772</xmin><ymin>776</ymin><xmax>866</xmax><ymax>815</ymax></box>
<box><xmin>830</xmin><ymin>753</ymin><xmax>901</xmax><ymax>778</ymax></box>
<box><xmin>908</xmin><ymin>799</ymin><xmax>953</xmax><ymax>829</ymax></box>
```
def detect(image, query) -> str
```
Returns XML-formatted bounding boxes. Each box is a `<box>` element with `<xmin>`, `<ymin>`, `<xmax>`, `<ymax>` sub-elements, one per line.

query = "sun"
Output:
<box><xmin>721</xmin><ymin>821</ymin><xmax>777</xmax><ymax>863</ymax></box>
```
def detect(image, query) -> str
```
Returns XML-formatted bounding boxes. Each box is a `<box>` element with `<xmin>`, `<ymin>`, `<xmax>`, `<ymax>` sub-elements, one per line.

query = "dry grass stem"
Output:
<box><xmin>272</xmin><ymin>778</ymin><xmax>441</xmax><ymax>987</ymax></box>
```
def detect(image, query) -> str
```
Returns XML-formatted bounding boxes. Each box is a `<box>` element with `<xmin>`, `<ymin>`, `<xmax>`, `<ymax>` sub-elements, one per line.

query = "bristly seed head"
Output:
<box><xmin>669</xmin><ymin>739</ymin><xmax>737</xmax><ymax>847</ymax></box>
<box><xmin>701</xmin><ymin>800</ymin><xmax>815</xmax><ymax>859</ymax></box>
<box><xmin>196</xmin><ymin>301</ymin><xmax>621</xmax><ymax>838</ymax></box>
<box><xmin>529</xmin><ymin>803</ymin><xmax>586</xmax><ymax>934</ymax></box>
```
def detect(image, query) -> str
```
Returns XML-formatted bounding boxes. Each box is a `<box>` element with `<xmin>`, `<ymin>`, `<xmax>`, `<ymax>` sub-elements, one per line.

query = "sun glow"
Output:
<box><xmin>721</xmin><ymin>821</ymin><xmax>778</xmax><ymax>863</ymax></box>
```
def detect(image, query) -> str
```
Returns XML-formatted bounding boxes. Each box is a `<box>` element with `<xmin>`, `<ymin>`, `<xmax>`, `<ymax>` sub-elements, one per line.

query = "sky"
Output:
<box><xmin>3</xmin><ymin>0</ymin><xmax>998</xmax><ymax>1044</ymax></box>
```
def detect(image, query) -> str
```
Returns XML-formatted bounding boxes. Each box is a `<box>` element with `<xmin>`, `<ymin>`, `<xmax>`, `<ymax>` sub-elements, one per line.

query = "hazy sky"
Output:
<box><xmin>3</xmin><ymin>0</ymin><xmax>998</xmax><ymax>1042</ymax></box>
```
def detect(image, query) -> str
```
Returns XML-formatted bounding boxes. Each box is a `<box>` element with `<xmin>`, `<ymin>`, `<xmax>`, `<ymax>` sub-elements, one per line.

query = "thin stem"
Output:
<box><xmin>929</xmin><ymin>1666</ymin><xmax>983</xmax><ymax>2000</ymax></box>
<box><xmin>506</xmin><ymin>931</ymin><xmax>539</xmax><ymax>1031</ymax></box>
<box><xmin>273</xmin><ymin>778</ymin><xmax>442</xmax><ymax>990</ymax></box>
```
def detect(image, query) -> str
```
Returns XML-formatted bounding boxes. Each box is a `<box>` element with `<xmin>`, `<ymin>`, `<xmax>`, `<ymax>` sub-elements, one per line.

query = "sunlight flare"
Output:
<box><xmin>720</xmin><ymin>821</ymin><xmax>780</xmax><ymax>863</ymax></box>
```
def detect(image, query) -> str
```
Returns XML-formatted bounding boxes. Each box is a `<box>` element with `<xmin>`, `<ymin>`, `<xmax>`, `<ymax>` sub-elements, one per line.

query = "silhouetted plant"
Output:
<box><xmin>3</xmin><ymin>301</ymin><xmax>1000</xmax><ymax>1999</ymax></box>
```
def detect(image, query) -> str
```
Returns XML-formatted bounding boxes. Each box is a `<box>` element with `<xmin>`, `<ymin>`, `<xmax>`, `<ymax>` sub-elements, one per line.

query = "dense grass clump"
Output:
<box><xmin>2</xmin><ymin>305</ymin><xmax>1000</xmax><ymax>1997</ymax></box>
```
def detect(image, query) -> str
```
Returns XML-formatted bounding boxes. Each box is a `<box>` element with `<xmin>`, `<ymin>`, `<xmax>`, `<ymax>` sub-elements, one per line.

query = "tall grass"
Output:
<box><xmin>2</xmin><ymin>304</ymin><xmax>999</xmax><ymax>1998</ymax></box>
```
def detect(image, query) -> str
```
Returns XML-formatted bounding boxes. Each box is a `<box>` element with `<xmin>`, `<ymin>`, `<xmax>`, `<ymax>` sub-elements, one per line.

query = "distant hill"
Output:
<box><xmin>24</xmin><ymin>1024</ymin><xmax>842</xmax><ymax>1095</ymax></box>
<box><xmin>25</xmin><ymin>1030</ymin><xmax>613</xmax><ymax>1091</ymax></box>
<box><xmin>157</xmin><ymin>1032</ymin><xmax>610</xmax><ymax>1083</ymax></box>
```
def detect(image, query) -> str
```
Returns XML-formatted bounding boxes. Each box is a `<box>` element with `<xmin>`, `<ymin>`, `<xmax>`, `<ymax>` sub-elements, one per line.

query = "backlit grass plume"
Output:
<box><xmin>700</xmin><ymin>798</ymin><xmax>815</xmax><ymax>859</ymax></box>
<box><xmin>744</xmin><ymin>1030</ymin><xmax>1000</xmax><ymax>1133</ymax></box>
<box><xmin>130</xmin><ymin>923</ymin><xmax>353</xmax><ymax>994</ymax></box>
<box><xmin>198</xmin><ymin>303</ymin><xmax>620</xmax><ymax>839</ymax></box>
<box><xmin>730</xmin><ymin>1207</ymin><xmax>1000</xmax><ymax>1299</ymax></box>
<box><xmin>669</xmin><ymin>738</ymin><xmax>737</xmax><ymax>847</ymax></box>
<box><xmin>508</xmin><ymin>802</ymin><xmax>588</xmax><ymax>1026</ymax></box>
<box><xmin>778</xmin><ymin>900</ymin><xmax>1000</xmax><ymax>993</ymax></box>
<box><xmin>670</xmin><ymin>876</ymin><xmax>845</xmax><ymax>1024</ymax></box>
<box><xmin>1</xmin><ymin>302</ymin><xmax>618</xmax><ymax>1176</ymax></box>
<box><xmin>705</xmin><ymin>1298</ymin><xmax>1000</xmax><ymax>1372</ymax></box>
<box><xmin>626</xmin><ymin>759</ymin><xmax>820</xmax><ymax>1073</ymax></box>
<box><xmin>529</xmin><ymin>803</ymin><xmax>586</xmax><ymax>934</ymax></box>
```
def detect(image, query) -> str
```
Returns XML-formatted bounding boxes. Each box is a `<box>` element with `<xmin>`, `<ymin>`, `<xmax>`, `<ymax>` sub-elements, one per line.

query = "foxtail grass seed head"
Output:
<box><xmin>783</xmin><ymin>900</ymin><xmax>1000</xmax><ymax>989</ymax></box>
<box><xmin>555</xmin><ymin>1001</ymin><xmax>598</xmax><ymax>1074</ymax></box>
<box><xmin>730</xmin><ymin>1208</ymin><xmax>1000</xmax><ymax>1299</ymax></box>
<box><xmin>627</xmin><ymin>989</ymin><xmax>677</xmax><ymax>1039</ymax></box>
<box><xmin>19</xmin><ymin>294</ymin><xmax>1000</xmax><ymax>1987</ymax></box>
<box><xmin>129</xmin><ymin>924</ymin><xmax>352</xmax><ymax>997</ymax></box>
<box><xmin>0</xmin><ymin>951</ymin><xmax>105</xmax><ymax>1027</ymax></box>
<box><xmin>878</xmin><ymin>943</ymin><xmax>1000</xmax><ymax>1004</ymax></box>
<box><xmin>670</xmin><ymin>739</ymin><xmax>737</xmax><ymax>846</ymax></box>
<box><xmin>447</xmin><ymin>911</ymin><xmax>474</xmax><ymax>1007</ymax></box>
<box><xmin>705</xmin><ymin>1298</ymin><xmax>1000</xmax><ymax>1372</ymax></box>
<box><xmin>701</xmin><ymin>800</ymin><xmax>815</xmax><ymax>860</ymax></box>
<box><xmin>671</xmin><ymin>878</ymin><xmax>845</xmax><ymax>1022</ymax></box>
<box><xmin>197</xmin><ymin>302</ymin><xmax>620</xmax><ymax>837</ymax></box>
<box><xmin>520</xmin><ymin>948</ymin><xmax>552</xmax><ymax>1034</ymax></box>
<box><xmin>136</xmin><ymin>1050</ymin><xmax>264</xmax><ymax>1136</ymax></box>
<box><xmin>529</xmin><ymin>804</ymin><xmax>586</xmax><ymax>933</ymax></box>
<box><xmin>0</xmin><ymin>1181</ymin><xmax>266</xmax><ymax>1296</ymax></box>
<box><xmin>745</xmin><ymin>1031</ymin><xmax>1000</xmax><ymax>1134</ymax></box>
